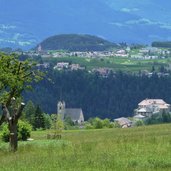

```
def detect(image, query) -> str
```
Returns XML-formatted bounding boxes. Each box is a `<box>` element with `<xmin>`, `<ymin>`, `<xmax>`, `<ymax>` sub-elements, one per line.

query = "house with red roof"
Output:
<box><xmin>134</xmin><ymin>99</ymin><xmax>170</xmax><ymax>117</ymax></box>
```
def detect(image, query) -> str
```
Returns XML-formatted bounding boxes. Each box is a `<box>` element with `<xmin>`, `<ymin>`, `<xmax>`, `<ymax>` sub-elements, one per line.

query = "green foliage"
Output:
<box><xmin>145</xmin><ymin>113</ymin><xmax>171</xmax><ymax>125</ymax></box>
<box><xmin>17</xmin><ymin>120</ymin><xmax>32</xmax><ymax>141</ymax></box>
<box><xmin>88</xmin><ymin>117</ymin><xmax>105</xmax><ymax>129</ymax></box>
<box><xmin>85</xmin><ymin>122</ymin><xmax>94</xmax><ymax>129</ymax></box>
<box><xmin>0</xmin><ymin>53</ymin><xmax>43</xmax><ymax>104</ymax></box>
<box><xmin>51</xmin><ymin>114</ymin><xmax>64</xmax><ymax>132</ymax></box>
<box><xmin>113</xmin><ymin>121</ymin><xmax>121</xmax><ymax>128</ymax></box>
<box><xmin>23</xmin><ymin>102</ymin><xmax>52</xmax><ymax>130</ymax></box>
<box><xmin>93</xmin><ymin>118</ymin><xmax>103</xmax><ymax>129</ymax></box>
<box><xmin>64</xmin><ymin>116</ymin><xmax>74</xmax><ymax>127</ymax></box>
<box><xmin>102</xmin><ymin>118</ymin><xmax>111</xmax><ymax>128</ymax></box>
<box><xmin>1</xmin><ymin>123</ymin><xmax>10</xmax><ymax>142</ymax></box>
<box><xmin>43</xmin><ymin>113</ymin><xmax>52</xmax><ymax>129</ymax></box>
<box><xmin>23</xmin><ymin>100</ymin><xmax>36</xmax><ymax>125</ymax></box>
<box><xmin>33</xmin><ymin>105</ymin><xmax>45</xmax><ymax>130</ymax></box>
<box><xmin>56</xmin><ymin>114</ymin><xmax>64</xmax><ymax>131</ymax></box>
<box><xmin>162</xmin><ymin>112</ymin><xmax>171</xmax><ymax>123</ymax></box>
<box><xmin>135</xmin><ymin>120</ymin><xmax>144</xmax><ymax>127</ymax></box>
<box><xmin>50</xmin><ymin>114</ymin><xmax>57</xmax><ymax>130</ymax></box>
<box><xmin>1</xmin><ymin>120</ymin><xmax>32</xmax><ymax>142</ymax></box>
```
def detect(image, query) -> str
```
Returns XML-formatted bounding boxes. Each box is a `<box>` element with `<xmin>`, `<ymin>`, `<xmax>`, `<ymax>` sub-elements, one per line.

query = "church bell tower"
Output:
<box><xmin>57</xmin><ymin>101</ymin><xmax>65</xmax><ymax>119</ymax></box>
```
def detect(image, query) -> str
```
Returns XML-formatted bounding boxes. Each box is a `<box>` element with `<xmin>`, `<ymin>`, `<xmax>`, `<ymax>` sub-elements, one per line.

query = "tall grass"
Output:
<box><xmin>0</xmin><ymin>124</ymin><xmax>171</xmax><ymax>170</ymax></box>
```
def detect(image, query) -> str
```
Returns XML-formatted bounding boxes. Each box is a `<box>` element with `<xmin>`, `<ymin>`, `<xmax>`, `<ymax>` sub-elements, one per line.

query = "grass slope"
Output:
<box><xmin>1</xmin><ymin>124</ymin><xmax>171</xmax><ymax>170</ymax></box>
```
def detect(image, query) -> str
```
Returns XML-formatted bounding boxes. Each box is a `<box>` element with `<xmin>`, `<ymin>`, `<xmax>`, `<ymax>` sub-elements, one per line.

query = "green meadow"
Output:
<box><xmin>45</xmin><ymin>56</ymin><xmax>170</xmax><ymax>72</ymax></box>
<box><xmin>1</xmin><ymin>124</ymin><xmax>171</xmax><ymax>171</ymax></box>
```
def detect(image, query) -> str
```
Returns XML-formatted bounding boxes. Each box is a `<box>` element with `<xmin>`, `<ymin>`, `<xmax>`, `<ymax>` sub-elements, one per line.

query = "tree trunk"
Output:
<box><xmin>1</xmin><ymin>103</ymin><xmax>25</xmax><ymax>152</ymax></box>
<box><xmin>9</xmin><ymin>120</ymin><xmax>18</xmax><ymax>152</ymax></box>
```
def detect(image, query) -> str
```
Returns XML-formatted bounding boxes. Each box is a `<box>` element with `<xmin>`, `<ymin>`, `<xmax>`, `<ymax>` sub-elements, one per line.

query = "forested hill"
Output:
<box><xmin>24</xmin><ymin>69</ymin><xmax>171</xmax><ymax>120</ymax></box>
<box><xmin>152</xmin><ymin>41</ymin><xmax>171</xmax><ymax>48</ymax></box>
<box><xmin>36</xmin><ymin>34</ymin><xmax>118</xmax><ymax>51</ymax></box>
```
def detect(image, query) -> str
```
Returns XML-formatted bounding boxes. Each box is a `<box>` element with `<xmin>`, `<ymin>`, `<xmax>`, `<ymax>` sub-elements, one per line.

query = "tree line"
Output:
<box><xmin>152</xmin><ymin>41</ymin><xmax>171</xmax><ymax>48</ymax></box>
<box><xmin>24</xmin><ymin>69</ymin><xmax>171</xmax><ymax>120</ymax></box>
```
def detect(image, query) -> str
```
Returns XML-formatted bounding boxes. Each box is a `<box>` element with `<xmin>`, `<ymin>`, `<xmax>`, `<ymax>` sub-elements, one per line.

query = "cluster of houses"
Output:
<box><xmin>53</xmin><ymin>62</ymin><xmax>85</xmax><ymax>71</ymax></box>
<box><xmin>131</xmin><ymin>47</ymin><xmax>170</xmax><ymax>60</ymax></box>
<box><xmin>52</xmin><ymin>51</ymin><xmax>118</xmax><ymax>58</ymax></box>
<box><xmin>26</xmin><ymin>44</ymin><xmax>130</xmax><ymax>59</ymax></box>
<box><xmin>24</xmin><ymin>45</ymin><xmax>171</xmax><ymax>60</ymax></box>
<box><xmin>115</xmin><ymin>99</ymin><xmax>170</xmax><ymax>128</ymax></box>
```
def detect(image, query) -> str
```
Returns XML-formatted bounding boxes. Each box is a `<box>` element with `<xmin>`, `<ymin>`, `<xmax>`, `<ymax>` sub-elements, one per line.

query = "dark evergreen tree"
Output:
<box><xmin>23</xmin><ymin>100</ymin><xmax>35</xmax><ymax>125</ymax></box>
<box><xmin>33</xmin><ymin>105</ymin><xmax>45</xmax><ymax>130</ymax></box>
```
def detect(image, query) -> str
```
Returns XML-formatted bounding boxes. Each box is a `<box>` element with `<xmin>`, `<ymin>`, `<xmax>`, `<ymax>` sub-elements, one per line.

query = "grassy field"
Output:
<box><xmin>44</xmin><ymin>56</ymin><xmax>171</xmax><ymax>72</ymax></box>
<box><xmin>1</xmin><ymin>124</ymin><xmax>171</xmax><ymax>170</ymax></box>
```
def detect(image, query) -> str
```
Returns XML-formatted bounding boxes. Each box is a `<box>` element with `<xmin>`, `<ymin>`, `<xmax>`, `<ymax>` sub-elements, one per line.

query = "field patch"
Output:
<box><xmin>1</xmin><ymin>125</ymin><xmax>171</xmax><ymax>170</ymax></box>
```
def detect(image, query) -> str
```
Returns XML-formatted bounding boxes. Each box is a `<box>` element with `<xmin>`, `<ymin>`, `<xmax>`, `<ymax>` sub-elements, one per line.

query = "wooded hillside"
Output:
<box><xmin>37</xmin><ymin>34</ymin><xmax>117</xmax><ymax>51</ymax></box>
<box><xmin>24</xmin><ymin>69</ymin><xmax>171</xmax><ymax>120</ymax></box>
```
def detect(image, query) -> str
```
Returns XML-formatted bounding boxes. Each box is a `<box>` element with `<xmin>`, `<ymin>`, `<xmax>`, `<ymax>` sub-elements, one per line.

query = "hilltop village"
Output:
<box><xmin>19</xmin><ymin>44</ymin><xmax>171</xmax><ymax>78</ymax></box>
<box><xmin>1</xmin><ymin>44</ymin><xmax>169</xmax><ymax>82</ymax></box>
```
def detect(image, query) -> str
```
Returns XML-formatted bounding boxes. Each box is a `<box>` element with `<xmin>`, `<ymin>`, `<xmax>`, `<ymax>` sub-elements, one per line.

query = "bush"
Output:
<box><xmin>135</xmin><ymin>120</ymin><xmax>144</xmax><ymax>127</ymax></box>
<box><xmin>92</xmin><ymin>117</ymin><xmax>103</xmax><ymax>129</ymax></box>
<box><xmin>108</xmin><ymin>122</ymin><xmax>115</xmax><ymax>128</ymax></box>
<box><xmin>43</xmin><ymin>113</ymin><xmax>52</xmax><ymax>129</ymax></box>
<box><xmin>1</xmin><ymin>123</ymin><xmax>10</xmax><ymax>142</ymax></box>
<box><xmin>102</xmin><ymin>118</ymin><xmax>111</xmax><ymax>128</ymax></box>
<box><xmin>1</xmin><ymin>120</ymin><xmax>32</xmax><ymax>142</ymax></box>
<box><xmin>145</xmin><ymin>114</ymin><xmax>163</xmax><ymax>125</ymax></box>
<box><xmin>18</xmin><ymin>120</ymin><xmax>32</xmax><ymax>141</ymax></box>
<box><xmin>86</xmin><ymin>118</ymin><xmax>114</xmax><ymax>129</ymax></box>
<box><xmin>85</xmin><ymin>123</ymin><xmax>94</xmax><ymax>129</ymax></box>
<box><xmin>113</xmin><ymin>121</ymin><xmax>121</xmax><ymax>128</ymax></box>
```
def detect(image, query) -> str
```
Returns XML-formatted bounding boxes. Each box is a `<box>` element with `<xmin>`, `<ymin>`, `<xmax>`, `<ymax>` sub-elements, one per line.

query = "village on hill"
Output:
<box><xmin>13</xmin><ymin>44</ymin><xmax>170</xmax><ymax>78</ymax></box>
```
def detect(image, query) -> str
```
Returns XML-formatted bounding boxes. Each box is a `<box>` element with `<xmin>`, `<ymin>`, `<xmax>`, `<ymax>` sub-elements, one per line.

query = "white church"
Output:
<box><xmin>57</xmin><ymin>101</ymin><xmax>84</xmax><ymax>124</ymax></box>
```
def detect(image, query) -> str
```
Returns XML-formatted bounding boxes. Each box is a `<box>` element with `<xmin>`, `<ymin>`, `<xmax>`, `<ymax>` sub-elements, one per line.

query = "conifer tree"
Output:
<box><xmin>33</xmin><ymin>105</ymin><xmax>45</xmax><ymax>130</ymax></box>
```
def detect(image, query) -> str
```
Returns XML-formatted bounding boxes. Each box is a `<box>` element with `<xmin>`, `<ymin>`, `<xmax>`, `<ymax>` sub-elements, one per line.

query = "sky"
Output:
<box><xmin>0</xmin><ymin>0</ymin><xmax>171</xmax><ymax>49</ymax></box>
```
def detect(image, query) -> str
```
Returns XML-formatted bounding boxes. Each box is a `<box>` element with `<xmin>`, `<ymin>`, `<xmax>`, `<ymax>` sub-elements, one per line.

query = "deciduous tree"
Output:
<box><xmin>0</xmin><ymin>53</ymin><xmax>43</xmax><ymax>152</ymax></box>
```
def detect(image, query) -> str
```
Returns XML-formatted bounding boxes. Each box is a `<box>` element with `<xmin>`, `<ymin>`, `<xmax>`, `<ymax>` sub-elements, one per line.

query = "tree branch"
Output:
<box><xmin>0</xmin><ymin>104</ymin><xmax>10</xmax><ymax>126</ymax></box>
<box><xmin>22</xmin><ymin>72</ymin><xmax>33</xmax><ymax>79</ymax></box>
<box><xmin>6</xmin><ymin>89</ymin><xmax>16</xmax><ymax>107</ymax></box>
<box><xmin>15</xmin><ymin>103</ymin><xmax>25</xmax><ymax>121</ymax></box>
<box><xmin>17</xmin><ymin>62</ymin><xmax>22</xmax><ymax>75</ymax></box>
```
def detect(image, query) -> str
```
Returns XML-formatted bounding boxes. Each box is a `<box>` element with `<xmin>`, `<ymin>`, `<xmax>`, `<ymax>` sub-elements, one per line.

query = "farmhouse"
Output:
<box><xmin>53</xmin><ymin>62</ymin><xmax>69</xmax><ymax>70</ymax></box>
<box><xmin>57</xmin><ymin>101</ymin><xmax>84</xmax><ymax>124</ymax></box>
<box><xmin>114</xmin><ymin>117</ymin><xmax>132</xmax><ymax>128</ymax></box>
<box><xmin>134</xmin><ymin>99</ymin><xmax>170</xmax><ymax>117</ymax></box>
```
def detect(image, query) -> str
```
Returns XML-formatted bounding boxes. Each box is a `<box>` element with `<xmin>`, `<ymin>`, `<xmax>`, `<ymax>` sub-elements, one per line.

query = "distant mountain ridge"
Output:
<box><xmin>37</xmin><ymin>34</ymin><xmax>118</xmax><ymax>51</ymax></box>
<box><xmin>1</xmin><ymin>0</ymin><xmax>171</xmax><ymax>49</ymax></box>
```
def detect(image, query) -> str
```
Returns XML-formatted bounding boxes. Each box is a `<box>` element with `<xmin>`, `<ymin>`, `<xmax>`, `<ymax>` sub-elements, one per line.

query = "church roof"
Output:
<box><xmin>138</xmin><ymin>99</ymin><xmax>167</xmax><ymax>106</ymax></box>
<box><xmin>64</xmin><ymin>108</ymin><xmax>83</xmax><ymax>121</ymax></box>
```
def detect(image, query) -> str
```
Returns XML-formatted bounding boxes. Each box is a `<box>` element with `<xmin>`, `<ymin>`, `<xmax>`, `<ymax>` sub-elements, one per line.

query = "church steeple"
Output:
<box><xmin>57</xmin><ymin>101</ymin><xmax>65</xmax><ymax>119</ymax></box>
